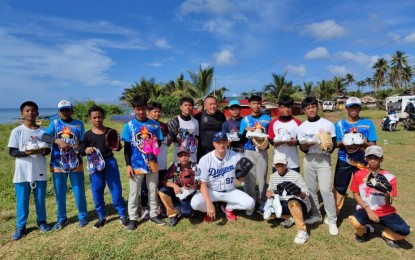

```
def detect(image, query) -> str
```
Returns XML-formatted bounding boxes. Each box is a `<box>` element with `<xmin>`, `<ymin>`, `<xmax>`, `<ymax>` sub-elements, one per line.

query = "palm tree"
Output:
<box><xmin>165</xmin><ymin>74</ymin><xmax>195</xmax><ymax>97</ymax></box>
<box><xmin>120</xmin><ymin>77</ymin><xmax>164</xmax><ymax>105</ymax></box>
<box><xmin>389</xmin><ymin>50</ymin><xmax>409</xmax><ymax>90</ymax></box>
<box><xmin>331</xmin><ymin>76</ymin><xmax>347</xmax><ymax>95</ymax></box>
<box><xmin>344</xmin><ymin>73</ymin><xmax>355</xmax><ymax>90</ymax></box>
<box><xmin>356</xmin><ymin>80</ymin><xmax>366</xmax><ymax>92</ymax></box>
<box><xmin>302</xmin><ymin>82</ymin><xmax>313</xmax><ymax>96</ymax></box>
<box><xmin>188</xmin><ymin>65</ymin><xmax>214</xmax><ymax>105</ymax></box>
<box><xmin>314</xmin><ymin>80</ymin><xmax>333</xmax><ymax>101</ymax></box>
<box><xmin>208</xmin><ymin>86</ymin><xmax>229</xmax><ymax>101</ymax></box>
<box><xmin>263</xmin><ymin>71</ymin><xmax>294</xmax><ymax>102</ymax></box>
<box><xmin>372</xmin><ymin>58</ymin><xmax>389</xmax><ymax>92</ymax></box>
<box><xmin>402</xmin><ymin>66</ymin><xmax>414</xmax><ymax>89</ymax></box>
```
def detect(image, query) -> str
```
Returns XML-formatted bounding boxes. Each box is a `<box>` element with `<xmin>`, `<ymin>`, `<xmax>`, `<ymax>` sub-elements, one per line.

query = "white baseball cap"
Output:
<box><xmin>365</xmin><ymin>145</ymin><xmax>384</xmax><ymax>158</ymax></box>
<box><xmin>58</xmin><ymin>100</ymin><xmax>72</xmax><ymax>110</ymax></box>
<box><xmin>346</xmin><ymin>97</ymin><xmax>362</xmax><ymax>108</ymax></box>
<box><xmin>273</xmin><ymin>153</ymin><xmax>288</xmax><ymax>165</ymax></box>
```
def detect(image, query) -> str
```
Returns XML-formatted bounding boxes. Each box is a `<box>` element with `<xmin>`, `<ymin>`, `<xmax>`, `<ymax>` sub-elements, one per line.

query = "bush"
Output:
<box><xmin>72</xmin><ymin>100</ymin><xmax>124</xmax><ymax>122</ymax></box>
<box><xmin>156</xmin><ymin>96</ymin><xmax>181</xmax><ymax>118</ymax></box>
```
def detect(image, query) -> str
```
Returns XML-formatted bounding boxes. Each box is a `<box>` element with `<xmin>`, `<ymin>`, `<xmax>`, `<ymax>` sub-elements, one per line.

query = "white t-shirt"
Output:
<box><xmin>173</xmin><ymin>116</ymin><xmax>199</xmax><ymax>163</ymax></box>
<box><xmin>196</xmin><ymin>150</ymin><xmax>241</xmax><ymax>192</ymax></box>
<box><xmin>297</xmin><ymin>117</ymin><xmax>336</xmax><ymax>155</ymax></box>
<box><xmin>8</xmin><ymin>124</ymin><xmax>48</xmax><ymax>183</ymax></box>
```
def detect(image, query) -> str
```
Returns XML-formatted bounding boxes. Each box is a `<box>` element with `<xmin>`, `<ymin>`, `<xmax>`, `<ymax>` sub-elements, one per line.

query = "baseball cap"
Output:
<box><xmin>177</xmin><ymin>146</ymin><xmax>190</xmax><ymax>155</ymax></box>
<box><xmin>364</xmin><ymin>145</ymin><xmax>384</xmax><ymax>158</ymax></box>
<box><xmin>273</xmin><ymin>153</ymin><xmax>288</xmax><ymax>165</ymax></box>
<box><xmin>346</xmin><ymin>97</ymin><xmax>362</xmax><ymax>108</ymax></box>
<box><xmin>58</xmin><ymin>100</ymin><xmax>72</xmax><ymax>110</ymax></box>
<box><xmin>213</xmin><ymin>131</ymin><xmax>227</xmax><ymax>142</ymax></box>
<box><xmin>229</xmin><ymin>100</ymin><xmax>241</xmax><ymax>107</ymax></box>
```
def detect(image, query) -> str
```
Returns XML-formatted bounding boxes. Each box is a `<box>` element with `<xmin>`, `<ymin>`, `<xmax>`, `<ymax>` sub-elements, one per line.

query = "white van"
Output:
<box><xmin>385</xmin><ymin>95</ymin><xmax>415</xmax><ymax>119</ymax></box>
<box><xmin>322</xmin><ymin>101</ymin><xmax>334</xmax><ymax>112</ymax></box>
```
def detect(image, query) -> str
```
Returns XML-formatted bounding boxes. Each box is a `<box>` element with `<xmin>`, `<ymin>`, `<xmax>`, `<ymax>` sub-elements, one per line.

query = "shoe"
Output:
<box><xmin>142</xmin><ymin>139</ymin><xmax>153</xmax><ymax>154</ymax></box>
<box><xmin>324</xmin><ymin>218</ymin><xmax>339</xmax><ymax>236</ymax></box>
<box><xmin>304</xmin><ymin>215</ymin><xmax>322</xmax><ymax>225</ymax></box>
<box><xmin>274</xmin><ymin>135</ymin><xmax>283</xmax><ymax>142</ymax></box>
<box><xmin>93</xmin><ymin>149</ymin><xmax>105</xmax><ymax>171</ymax></box>
<box><xmin>221</xmin><ymin>204</ymin><xmax>237</xmax><ymax>221</ymax></box>
<box><xmin>352</xmin><ymin>133</ymin><xmax>364</xmax><ymax>145</ymax></box>
<box><xmin>37</xmin><ymin>221</ymin><xmax>51</xmax><ymax>232</ymax></box>
<box><xmin>272</xmin><ymin>194</ymin><xmax>283</xmax><ymax>218</ymax></box>
<box><xmin>294</xmin><ymin>230</ymin><xmax>309</xmax><ymax>244</ymax></box>
<box><xmin>53</xmin><ymin>218</ymin><xmax>69</xmax><ymax>230</ymax></box>
<box><xmin>150</xmin><ymin>217</ymin><xmax>166</xmax><ymax>225</ymax></box>
<box><xmin>168</xmin><ymin>215</ymin><xmax>179</xmax><ymax>227</ymax></box>
<box><xmin>78</xmin><ymin>219</ymin><xmax>88</xmax><ymax>227</ymax></box>
<box><xmin>263</xmin><ymin>198</ymin><xmax>274</xmax><ymax>220</ymax></box>
<box><xmin>120</xmin><ymin>217</ymin><xmax>129</xmax><ymax>227</ymax></box>
<box><xmin>281</xmin><ymin>217</ymin><xmax>295</xmax><ymax>228</ymax></box>
<box><xmin>204</xmin><ymin>214</ymin><xmax>213</xmax><ymax>223</ymax></box>
<box><xmin>26</xmin><ymin>139</ymin><xmax>39</xmax><ymax>151</ymax></box>
<box><xmin>246</xmin><ymin>208</ymin><xmax>254</xmax><ymax>216</ymax></box>
<box><xmin>86</xmin><ymin>153</ymin><xmax>96</xmax><ymax>174</ymax></box>
<box><xmin>282</xmin><ymin>133</ymin><xmax>291</xmax><ymax>142</ymax></box>
<box><xmin>126</xmin><ymin>220</ymin><xmax>139</xmax><ymax>231</ymax></box>
<box><xmin>68</xmin><ymin>147</ymin><xmax>79</xmax><ymax>170</ymax></box>
<box><xmin>93</xmin><ymin>218</ymin><xmax>106</xmax><ymax>229</ymax></box>
<box><xmin>38</xmin><ymin>141</ymin><xmax>49</xmax><ymax>150</ymax></box>
<box><xmin>12</xmin><ymin>226</ymin><xmax>26</xmax><ymax>240</ymax></box>
<box><xmin>59</xmin><ymin>149</ymin><xmax>70</xmax><ymax>172</ymax></box>
<box><xmin>381</xmin><ymin>232</ymin><xmax>400</xmax><ymax>248</ymax></box>
<box><xmin>342</xmin><ymin>133</ymin><xmax>354</xmax><ymax>146</ymax></box>
<box><xmin>298</xmin><ymin>135</ymin><xmax>308</xmax><ymax>145</ymax></box>
<box><xmin>141</xmin><ymin>207</ymin><xmax>149</xmax><ymax>220</ymax></box>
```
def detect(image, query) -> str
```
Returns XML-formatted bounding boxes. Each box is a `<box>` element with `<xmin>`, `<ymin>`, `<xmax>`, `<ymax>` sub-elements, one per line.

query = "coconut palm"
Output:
<box><xmin>389</xmin><ymin>50</ymin><xmax>409</xmax><ymax>90</ymax></box>
<box><xmin>263</xmin><ymin>71</ymin><xmax>294</xmax><ymax>102</ymax></box>
<box><xmin>344</xmin><ymin>73</ymin><xmax>355</xmax><ymax>89</ymax></box>
<box><xmin>402</xmin><ymin>66</ymin><xmax>414</xmax><ymax>89</ymax></box>
<box><xmin>331</xmin><ymin>76</ymin><xmax>347</xmax><ymax>95</ymax></box>
<box><xmin>120</xmin><ymin>77</ymin><xmax>164</xmax><ymax>105</ymax></box>
<box><xmin>188</xmin><ymin>65</ymin><xmax>214</xmax><ymax>105</ymax></box>
<box><xmin>314</xmin><ymin>80</ymin><xmax>333</xmax><ymax>101</ymax></box>
<box><xmin>302</xmin><ymin>81</ymin><xmax>314</xmax><ymax>96</ymax></box>
<box><xmin>372</xmin><ymin>58</ymin><xmax>389</xmax><ymax>92</ymax></box>
<box><xmin>165</xmin><ymin>74</ymin><xmax>195</xmax><ymax>97</ymax></box>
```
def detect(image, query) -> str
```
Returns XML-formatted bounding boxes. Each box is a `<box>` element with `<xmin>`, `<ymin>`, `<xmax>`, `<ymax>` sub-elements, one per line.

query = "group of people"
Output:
<box><xmin>8</xmin><ymin>94</ymin><xmax>410</xmax><ymax>247</ymax></box>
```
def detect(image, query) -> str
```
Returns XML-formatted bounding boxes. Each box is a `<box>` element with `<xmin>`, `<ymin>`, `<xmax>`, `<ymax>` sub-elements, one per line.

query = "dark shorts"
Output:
<box><xmin>354</xmin><ymin>209</ymin><xmax>411</xmax><ymax>236</ymax></box>
<box><xmin>281</xmin><ymin>198</ymin><xmax>309</xmax><ymax>217</ymax></box>
<box><xmin>334</xmin><ymin>160</ymin><xmax>359</xmax><ymax>195</ymax></box>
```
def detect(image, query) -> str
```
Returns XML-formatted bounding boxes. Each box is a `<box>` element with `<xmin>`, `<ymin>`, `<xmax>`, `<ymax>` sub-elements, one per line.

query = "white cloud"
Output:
<box><xmin>155</xmin><ymin>39</ymin><xmax>172</xmax><ymax>49</ymax></box>
<box><xmin>404</xmin><ymin>31</ymin><xmax>415</xmax><ymax>43</ymax></box>
<box><xmin>327</xmin><ymin>66</ymin><xmax>347</xmax><ymax>76</ymax></box>
<box><xmin>305</xmin><ymin>47</ymin><xmax>330</xmax><ymax>60</ymax></box>
<box><xmin>214</xmin><ymin>49</ymin><xmax>236</xmax><ymax>66</ymax></box>
<box><xmin>387</xmin><ymin>32</ymin><xmax>401</xmax><ymax>42</ymax></box>
<box><xmin>302</xmin><ymin>20</ymin><xmax>347</xmax><ymax>40</ymax></box>
<box><xmin>180</xmin><ymin>0</ymin><xmax>232</xmax><ymax>15</ymax></box>
<box><xmin>335</xmin><ymin>51</ymin><xmax>379</xmax><ymax>68</ymax></box>
<box><xmin>285</xmin><ymin>64</ymin><xmax>306</xmax><ymax>77</ymax></box>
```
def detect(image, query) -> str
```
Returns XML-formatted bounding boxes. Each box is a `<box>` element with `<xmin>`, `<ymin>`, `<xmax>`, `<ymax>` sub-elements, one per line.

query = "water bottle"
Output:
<box><xmin>383</xmin><ymin>139</ymin><xmax>388</xmax><ymax>145</ymax></box>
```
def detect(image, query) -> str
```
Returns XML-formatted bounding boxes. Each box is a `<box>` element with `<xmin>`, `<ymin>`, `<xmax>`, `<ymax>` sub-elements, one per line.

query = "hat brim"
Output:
<box><xmin>346</xmin><ymin>103</ymin><xmax>362</xmax><ymax>108</ymax></box>
<box><xmin>214</xmin><ymin>138</ymin><xmax>227</xmax><ymax>142</ymax></box>
<box><xmin>58</xmin><ymin>106</ymin><xmax>72</xmax><ymax>110</ymax></box>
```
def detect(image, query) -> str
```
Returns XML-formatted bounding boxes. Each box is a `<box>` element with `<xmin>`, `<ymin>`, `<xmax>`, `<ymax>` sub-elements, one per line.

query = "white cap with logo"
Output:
<box><xmin>273</xmin><ymin>153</ymin><xmax>288</xmax><ymax>165</ymax></box>
<box><xmin>58</xmin><ymin>100</ymin><xmax>72</xmax><ymax>110</ymax></box>
<box><xmin>346</xmin><ymin>97</ymin><xmax>362</xmax><ymax>108</ymax></box>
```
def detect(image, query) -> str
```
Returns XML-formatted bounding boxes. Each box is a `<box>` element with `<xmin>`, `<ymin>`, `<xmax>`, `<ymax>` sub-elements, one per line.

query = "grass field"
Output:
<box><xmin>0</xmin><ymin>110</ymin><xmax>413</xmax><ymax>259</ymax></box>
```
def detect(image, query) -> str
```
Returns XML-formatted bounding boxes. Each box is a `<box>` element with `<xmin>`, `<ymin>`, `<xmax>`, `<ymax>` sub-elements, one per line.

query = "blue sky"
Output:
<box><xmin>1</xmin><ymin>0</ymin><xmax>415</xmax><ymax>108</ymax></box>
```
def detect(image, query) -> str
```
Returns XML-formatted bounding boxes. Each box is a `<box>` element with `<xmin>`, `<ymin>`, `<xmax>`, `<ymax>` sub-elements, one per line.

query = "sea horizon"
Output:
<box><xmin>0</xmin><ymin>108</ymin><xmax>57</xmax><ymax>125</ymax></box>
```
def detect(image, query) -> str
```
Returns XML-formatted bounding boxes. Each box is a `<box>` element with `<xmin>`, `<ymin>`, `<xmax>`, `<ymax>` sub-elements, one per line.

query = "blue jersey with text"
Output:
<box><xmin>239</xmin><ymin>114</ymin><xmax>271</xmax><ymax>151</ymax></box>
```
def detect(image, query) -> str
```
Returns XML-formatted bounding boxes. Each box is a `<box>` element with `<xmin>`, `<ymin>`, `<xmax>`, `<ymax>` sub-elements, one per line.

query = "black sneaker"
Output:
<box><xmin>168</xmin><ymin>215</ymin><xmax>179</xmax><ymax>227</ymax></box>
<box><xmin>120</xmin><ymin>217</ymin><xmax>129</xmax><ymax>227</ymax></box>
<box><xmin>355</xmin><ymin>226</ymin><xmax>370</xmax><ymax>243</ymax></box>
<box><xmin>93</xmin><ymin>218</ymin><xmax>106</xmax><ymax>229</ymax></box>
<box><xmin>126</xmin><ymin>220</ymin><xmax>139</xmax><ymax>231</ymax></box>
<box><xmin>381</xmin><ymin>232</ymin><xmax>400</xmax><ymax>248</ymax></box>
<box><xmin>150</xmin><ymin>217</ymin><xmax>166</xmax><ymax>226</ymax></box>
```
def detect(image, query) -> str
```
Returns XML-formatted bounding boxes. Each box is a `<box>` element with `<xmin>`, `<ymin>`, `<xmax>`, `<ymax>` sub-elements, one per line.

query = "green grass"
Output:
<box><xmin>0</xmin><ymin>111</ymin><xmax>413</xmax><ymax>259</ymax></box>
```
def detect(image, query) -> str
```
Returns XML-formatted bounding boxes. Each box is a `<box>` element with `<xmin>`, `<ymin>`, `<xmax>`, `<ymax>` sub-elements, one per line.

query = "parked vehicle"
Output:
<box><xmin>381</xmin><ymin>110</ymin><xmax>399</xmax><ymax>132</ymax></box>
<box><xmin>322</xmin><ymin>101</ymin><xmax>334</xmax><ymax>112</ymax></box>
<box><xmin>385</xmin><ymin>95</ymin><xmax>415</xmax><ymax>119</ymax></box>
<box><xmin>403</xmin><ymin>102</ymin><xmax>415</xmax><ymax>130</ymax></box>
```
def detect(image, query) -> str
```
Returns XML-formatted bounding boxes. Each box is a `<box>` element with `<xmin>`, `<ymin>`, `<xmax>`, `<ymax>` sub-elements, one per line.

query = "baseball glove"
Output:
<box><xmin>252</xmin><ymin>137</ymin><xmax>269</xmax><ymax>150</ymax></box>
<box><xmin>235</xmin><ymin>157</ymin><xmax>254</xmax><ymax>179</ymax></box>
<box><xmin>318</xmin><ymin>132</ymin><xmax>333</xmax><ymax>152</ymax></box>
<box><xmin>366</xmin><ymin>172</ymin><xmax>392</xmax><ymax>193</ymax></box>
<box><xmin>277</xmin><ymin>181</ymin><xmax>302</xmax><ymax>196</ymax></box>
<box><xmin>180</xmin><ymin>168</ymin><xmax>196</xmax><ymax>188</ymax></box>
<box><xmin>106</xmin><ymin>128</ymin><xmax>122</xmax><ymax>151</ymax></box>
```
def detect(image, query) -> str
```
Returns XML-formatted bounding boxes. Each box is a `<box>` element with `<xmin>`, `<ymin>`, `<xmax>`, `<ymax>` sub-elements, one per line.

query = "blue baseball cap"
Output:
<box><xmin>213</xmin><ymin>131</ymin><xmax>227</xmax><ymax>142</ymax></box>
<box><xmin>229</xmin><ymin>100</ymin><xmax>241</xmax><ymax>107</ymax></box>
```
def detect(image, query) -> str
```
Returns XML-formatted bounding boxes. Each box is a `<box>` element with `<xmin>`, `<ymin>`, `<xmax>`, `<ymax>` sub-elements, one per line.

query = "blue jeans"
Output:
<box><xmin>354</xmin><ymin>210</ymin><xmax>411</xmax><ymax>236</ymax></box>
<box><xmin>334</xmin><ymin>160</ymin><xmax>359</xmax><ymax>195</ymax></box>
<box><xmin>15</xmin><ymin>181</ymin><xmax>47</xmax><ymax>228</ymax></box>
<box><xmin>90</xmin><ymin>156</ymin><xmax>126</xmax><ymax>219</ymax></box>
<box><xmin>52</xmin><ymin>171</ymin><xmax>87</xmax><ymax>222</ymax></box>
<box><xmin>159</xmin><ymin>186</ymin><xmax>194</xmax><ymax>217</ymax></box>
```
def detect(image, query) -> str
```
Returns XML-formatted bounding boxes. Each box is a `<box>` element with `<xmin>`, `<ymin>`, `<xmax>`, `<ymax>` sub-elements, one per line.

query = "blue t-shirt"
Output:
<box><xmin>121</xmin><ymin>118</ymin><xmax>163</xmax><ymax>174</ymax></box>
<box><xmin>239</xmin><ymin>114</ymin><xmax>271</xmax><ymax>151</ymax></box>
<box><xmin>44</xmin><ymin>118</ymin><xmax>85</xmax><ymax>172</ymax></box>
<box><xmin>335</xmin><ymin>118</ymin><xmax>377</xmax><ymax>168</ymax></box>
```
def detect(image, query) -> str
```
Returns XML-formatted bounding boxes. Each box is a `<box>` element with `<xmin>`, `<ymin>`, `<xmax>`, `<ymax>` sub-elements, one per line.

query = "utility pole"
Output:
<box><xmin>214</xmin><ymin>77</ymin><xmax>216</xmax><ymax>97</ymax></box>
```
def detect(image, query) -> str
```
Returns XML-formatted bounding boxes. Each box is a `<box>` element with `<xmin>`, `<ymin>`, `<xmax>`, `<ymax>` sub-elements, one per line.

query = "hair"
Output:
<box><xmin>20</xmin><ymin>101</ymin><xmax>39</xmax><ymax>112</ymax></box>
<box><xmin>248</xmin><ymin>94</ymin><xmax>262</xmax><ymax>103</ymax></box>
<box><xmin>131</xmin><ymin>95</ymin><xmax>148</xmax><ymax>108</ymax></box>
<box><xmin>180</xmin><ymin>97</ymin><xmax>194</xmax><ymax>106</ymax></box>
<box><xmin>88</xmin><ymin>105</ymin><xmax>106</xmax><ymax>117</ymax></box>
<box><xmin>204</xmin><ymin>95</ymin><xmax>217</xmax><ymax>104</ymax></box>
<box><xmin>278</xmin><ymin>95</ymin><xmax>294</xmax><ymax>107</ymax></box>
<box><xmin>301</xmin><ymin>96</ymin><xmax>319</xmax><ymax>109</ymax></box>
<box><xmin>147</xmin><ymin>101</ymin><xmax>162</xmax><ymax>111</ymax></box>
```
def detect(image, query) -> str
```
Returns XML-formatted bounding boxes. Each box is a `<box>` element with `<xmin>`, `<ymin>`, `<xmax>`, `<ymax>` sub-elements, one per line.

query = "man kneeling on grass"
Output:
<box><xmin>190</xmin><ymin>132</ymin><xmax>255</xmax><ymax>222</ymax></box>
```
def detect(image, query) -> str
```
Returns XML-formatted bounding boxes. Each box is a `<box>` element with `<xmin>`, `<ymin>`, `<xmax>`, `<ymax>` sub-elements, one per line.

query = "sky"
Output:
<box><xmin>1</xmin><ymin>0</ymin><xmax>415</xmax><ymax>108</ymax></box>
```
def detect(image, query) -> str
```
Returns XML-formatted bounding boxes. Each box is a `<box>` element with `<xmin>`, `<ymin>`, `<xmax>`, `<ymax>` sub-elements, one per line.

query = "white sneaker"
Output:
<box><xmin>342</xmin><ymin>133</ymin><xmax>354</xmax><ymax>146</ymax></box>
<box><xmin>26</xmin><ymin>139</ymin><xmax>39</xmax><ymax>151</ymax></box>
<box><xmin>298</xmin><ymin>135</ymin><xmax>308</xmax><ymax>145</ymax></box>
<box><xmin>263</xmin><ymin>198</ymin><xmax>274</xmax><ymax>220</ymax></box>
<box><xmin>324</xmin><ymin>218</ymin><xmax>339</xmax><ymax>236</ymax></box>
<box><xmin>281</xmin><ymin>133</ymin><xmax>291</xmax><ymax>142</ymax></box>
<box><xmin>281</xmin><ymin>217</ymin><xmax>295</xmax><ymax>228</ymax></box>
<box><xmin>272</xmin><ymin>194</ymin><xmax>283</xmax><ymax>218</ymax></box>
<box><xmin>352</xmin><ymin>133</ymin><xmax>364</xmax><ymax>145</ymax></box>
<box><xmin>294</xmin><ymin>230</ymin><xmax>309</xmax><ymax>244</ymax></box>
<box><xmin>37</xmin><ymin>141</ymin><xmax>49</xmax><ymax>149</ymax></box>
<box><xmin>141</xmin><ymin>207</ymin><xmax>149</xmax><ymax>220</ymax></box>
<box><xmin>273</xmin><ymin>135</ymin><xmax>282</xmax><ymax>142</ymax></box>
<box><xmin>304</xmin><ymin>215</ymin><xmax>322</xmax><ymax>225</ymax></box>
<box><xmin>246</xmin><ymin>208</ymin><xmax>254</xmax><ymax>216</ymax></box>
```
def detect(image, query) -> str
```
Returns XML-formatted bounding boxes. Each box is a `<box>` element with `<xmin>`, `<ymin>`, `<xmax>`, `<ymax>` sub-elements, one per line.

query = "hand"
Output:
<box><xmin>272</xmin><ymin>140</ymin><xmax>283</xmax><ymax>147</ymax></box>
<box><xmin>56</xmin><ymin>139</ymin><xmax>69</xmax><ymax>151</ymax></box>
<box><xmin>287</xmin><ymin>138</ymin><xmax>297</xmax><ymax>146</ymax></box>
<box><xmin>366</xmin><ymin>208</ymin><xmax>379</xmax><ymax>223</ymax></box>
<box><xmin>266</xmin><ymin>190</ymin><xmax>274</xmax><ymax>198</ymax></box>
<box><xmin>85</xmin><ymin>147</ymin><xmax>95</xmax><ymax>155</ymax></box>
<box><xmin>173</xmin><ymin>184</ymin><xmax>182</xmax><ymax>194</ymax></box>
<box><xmin>126</xmin><ymin>166</ymin><xmax>135</xmax><ymax>178</ymax></box>
<box><xmin>206</xmin><ymin>202</ymin><xmax>216</xmax><ymax>219</ymax></box>
<box><xmin>25</xmin><ymin>149</ymin><xmax>38</xmax><ymax>156</ymax></box>
<box><xmin>300</xmin><ymin>143</ymin><xmax>313</xmax><ymax>150</ymax></box>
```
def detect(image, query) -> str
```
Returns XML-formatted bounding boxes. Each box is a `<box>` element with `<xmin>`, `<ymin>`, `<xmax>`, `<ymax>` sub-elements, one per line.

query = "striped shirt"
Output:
<box><xmin>268</xmin><ymin>169</ymin><xmax>311</xmax><ymax>211</ymax></box>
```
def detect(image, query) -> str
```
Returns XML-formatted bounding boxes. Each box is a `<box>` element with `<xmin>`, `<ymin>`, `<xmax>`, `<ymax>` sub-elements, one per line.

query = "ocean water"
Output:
<box><xmin>0</xmin><ymin>108</ymin><xmax>57</xmax><ymax>124</ymax></box>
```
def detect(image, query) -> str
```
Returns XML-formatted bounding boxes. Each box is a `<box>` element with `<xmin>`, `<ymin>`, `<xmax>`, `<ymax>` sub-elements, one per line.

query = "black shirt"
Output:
<box><xmin>77</xmin><ymin>128</ymin><xmax>115</xmax><ymax>159</ymax></box>
<box><xmin>195</xmin><ymin>110</ymin><xmax>226</xmax><ymax>160</ymax></box>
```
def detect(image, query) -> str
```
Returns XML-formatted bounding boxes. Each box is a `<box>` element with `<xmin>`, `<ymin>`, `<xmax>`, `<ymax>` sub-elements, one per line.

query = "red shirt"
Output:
<box><xmin>350</xmin><ymin>168</ymin><xmax>397</xmax><ymax>217</ymax></box>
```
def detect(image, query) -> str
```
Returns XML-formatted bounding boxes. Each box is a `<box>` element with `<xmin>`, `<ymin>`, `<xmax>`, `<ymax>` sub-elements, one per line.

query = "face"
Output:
<box><xmin>230</xmin><ymin>106</ymin><xmax>241</xmax><ymax>118</ymax></box>
<box><xmin>148</xmin><ymin>107</ymin><xmax>162</xmax><ymax>121</ymax></box>
<box><xmin>249</xmin><ymin>101</ymin><xmax>261</xmax><ymax>114</ymax></box>
<box><xmin>365</xmin><ymin>155</ymin><xmax>383</xmax><ymax>169</ymax></box>
<box><xmin>303</xmin><ymin>104</ymin><xmax>318</xmax><ymax>119</ymax></box>
<box><xmin>89</xmin><ymin>111</ymin><xmax>104</xmax><ymax>128</ymax></box>
<box><xmin>133</xmin><ymin>106</ymin><xmax>147</xmax><ymax>121</ymax></box>
<box><xmin>279</xmin><ymin>105</ymin><xmax>292</xmax><ymax>117</ymax></box>
<box><xmin>213</xmin><ymin>139</ymin><xmax>228</xmax><ymax>153</ymax></box>
<box><xmin>204</xmin><ymin>98</ymin><xmax>217</xmax><ymax>115</ymax></box>
<box><xmin>58</xmin><ymin>108</ymin><xmax>73</xmax><ymax>120</ymax></box>
<box><xmin>180</xmin><ymin>102</ymin><xmax>193</xmax><ymax>116</ymax></box>
<box><xmin>177</xmin><ymin>152</ymin><xmax>190</xmax><ymax>165</ymax></box>
<box><xmin>346</xmin><ymin>105</ymin><xmax>361</xmax><ymax>118</ymax></box>
<box><xmin>275</xmin><ymin>163</ymin><xmax>287</xmax><ymax>175</ymax></box>
<box><xmin>21</xmin><ymin>106</ymin><xmax>38</xmax><ymax>122</ymax></box>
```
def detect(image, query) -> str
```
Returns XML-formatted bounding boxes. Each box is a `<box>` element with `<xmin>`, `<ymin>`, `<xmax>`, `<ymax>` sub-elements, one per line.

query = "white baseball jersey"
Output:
<box><xmin>196</xmin><ymin>150</ymin><xmax>241</xmax><ymax>192</ymax></box>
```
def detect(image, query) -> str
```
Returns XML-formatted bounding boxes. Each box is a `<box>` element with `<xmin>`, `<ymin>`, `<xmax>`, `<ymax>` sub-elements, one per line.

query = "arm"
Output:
<box><xmin>200</xmin><ymin>181</ymin><xmax>215</xmax><ymax>219</ymax></box>
<box><xmin>352</xmin><ymin>192</ymin><xmax>379</xmax><ymax>223</ymax></box>
<box><xmin>123</xmin><ymin>142</ymin><xmax>134</xmax><ymax>178</ymax></box>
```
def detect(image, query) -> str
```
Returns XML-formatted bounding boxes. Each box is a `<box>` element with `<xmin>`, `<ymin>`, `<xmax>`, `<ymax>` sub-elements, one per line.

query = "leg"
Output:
<box><xmin>140</xmin><ymin>175</ymin><xmax>148</xmax><ymax>208</ymax></box>
<box><xmin>180</xmin><ymin>195</ymin><xmax>194</xmax><ymax>218</ymax></box>
<box><xmin>104</xmin><ymin>157</ymin><xmax>126</xmax><ymax>218</ymax></box>
<box><xmin>244</xmin><ymin>150</ymin><xmax>258</xmax><ymax>203</ymax></box>
<box><xmin>52</xmin><ymin>172</ymin><xmax>68</xmax><ymax>221</ymax></box>
<box><xmin>316</xmin><ymin>155</ymin><xmax>337</xmax><ymax>224</ymax></box>
<box><xmin>380</xmin><ymin>213</ymin><xmax>411</xmax><ymax>241</ymax></box>
<box><xmin>333</xmin><ymin>160</ymin><xmax>356</xmax><ymax>215</ymax></box>
<box><xmin>350</xmin><ymin>209</ymin><xmax>373</xmax><ymax>237</ymax></box>
<box><xmin>128</xmin><ymin>175</ymin><xmax>144</xmax><ymax>221</ymax></box>
<box><xmin>145</xmin><ymin>172</ymin><xmax>159</xmax><ymax>218</ymax></box>
<box><xmin>223</xmin><ymin>189</ymin><xmax>255</xmax><ymax>211</ymax></box>
<box><xmin>90</xmin><ymin>172</ymin><xmax>106</xmax><ymax>219</ymax></box>
<box><xmin>33</xmin><ymin>181</ymin><xmax>47</xmax><ymax>223</ymax></box>
<box><xmin>158</xmin><ymin>186</ymin><xmax>178</xmax><ymax>217</ymax></box>
<box><xmin>190</xmin><ymin>190</ymin><xmax>219</xmax><ymax>212</ymax></box>
<box><xmin>256</xmin><ymin>150</ymin><xmax>269</xmax><ymax>205</ymax></box>
<box><xmin>15</xmin><ymin>182</ymin><xmax>31</xmax><ymax>228</ymax></box>
<box><xmin>288</xmin><ymin>199</ymin><xmax>307</xmax><ymax>231</ymax></box>
<box><xmin>69</xmin><ymin>171</ymin><xmax>88</xmax><ymax>221</ymax></box>
<box><xmin>303</xmin><ymin>155</ymin><xmax>321</xmax><ymax>218</ymax></box>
